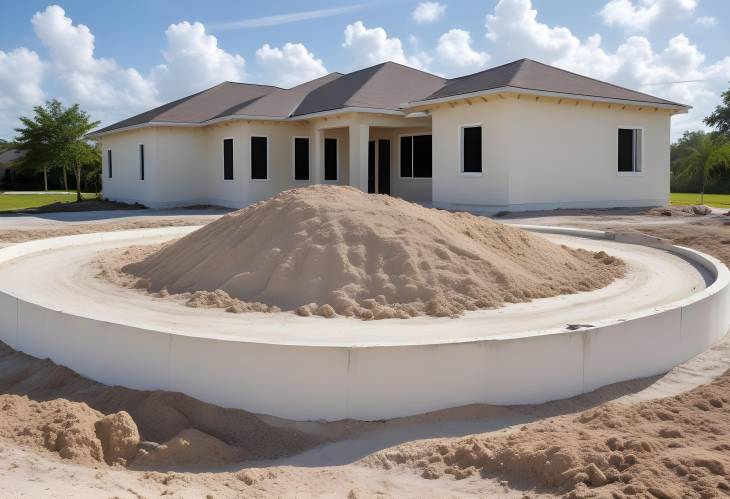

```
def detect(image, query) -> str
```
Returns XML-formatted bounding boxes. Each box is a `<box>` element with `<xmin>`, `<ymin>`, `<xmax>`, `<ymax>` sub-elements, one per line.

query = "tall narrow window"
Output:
<box><xmin>461</xmin><ymin>126</ymin><xmax>482</xmax><ymax>173</ymax></box>
<box><xmin>618</xmin><ymin>128</ymin><xmax>642</xmax><ymax>173</ymax></box>
<box><xmin>294</xmin><ymin>137</ymin><xmax>310</xmax><ymax>180</ymax></box>
<box><xmin>251</xmin><ymin>136</ymin><xmax>268</xmax><ymax>180</ymax></box>
<box><xmin>139</xmin><ymin>144</ymin><xmax>145</xmax><ymax>180</ymax></box>
<box><xmin>223</xmin><ymin>138</ymin><xmax>234</xmax><ymax>180</ymax></box>
<box><xmin>324</xmin><ymin>138</ymin><xmax>337</xmax><ymax>181</ymax></box>
<box><xmin>400</xmin><ymin>136</ymin><xmax>413</xmax><ymax>177</ymax></box>
<box><xmin>107</xmin><ymin>150</ymin><xmax>112</xmax><ymax>178</ymax></box>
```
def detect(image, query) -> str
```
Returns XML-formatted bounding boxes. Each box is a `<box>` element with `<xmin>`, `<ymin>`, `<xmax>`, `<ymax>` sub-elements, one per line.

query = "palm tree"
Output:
<box><xmin>674</xmin><ymin>133</ymin><xmax>730</xmax><ymax>205</ymax></box>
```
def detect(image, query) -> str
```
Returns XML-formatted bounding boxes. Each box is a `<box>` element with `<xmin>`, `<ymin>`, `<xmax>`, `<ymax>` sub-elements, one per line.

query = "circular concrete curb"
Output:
<box><xmin>0</xmin><ymin>226</ymin><xmax>727</xmax><ymax>421</ymax></box>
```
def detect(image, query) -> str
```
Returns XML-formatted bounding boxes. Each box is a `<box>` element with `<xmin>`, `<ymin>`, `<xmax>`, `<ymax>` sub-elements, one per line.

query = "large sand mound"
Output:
<box><xmin>123</xmin><ymin>186</ymin><xmax>623</xmax><ymax>319</ymax></box>
<box><xmin>122</xmin><ymin>185</ymin><xmax>623</xmax><ymax>319</ymax></box>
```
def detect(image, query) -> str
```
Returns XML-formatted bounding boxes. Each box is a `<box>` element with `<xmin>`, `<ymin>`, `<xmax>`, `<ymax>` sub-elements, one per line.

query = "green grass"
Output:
<box><xmin>670</xmin><ymin>193</ymin><xmax>730</xmax><ymax>209</ymax></box>
<box><xmin>0</xmin><ymin>192</ymin><xmax>98</xmax><ymax>213</ymax></box>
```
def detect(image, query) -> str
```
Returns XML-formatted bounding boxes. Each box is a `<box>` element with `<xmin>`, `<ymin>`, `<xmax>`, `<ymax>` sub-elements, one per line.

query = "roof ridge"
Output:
<box><xmin>447</xmin><ymin>58</ymin><xmax>524</xmax><ymax>83</ymax></box>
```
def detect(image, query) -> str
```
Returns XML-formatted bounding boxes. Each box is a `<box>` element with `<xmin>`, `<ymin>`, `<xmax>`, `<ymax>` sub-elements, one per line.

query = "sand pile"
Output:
<box><xmin>120</xmin><ymin>185</ymin><xmax>623</xmax><ymax>319</ymax></box>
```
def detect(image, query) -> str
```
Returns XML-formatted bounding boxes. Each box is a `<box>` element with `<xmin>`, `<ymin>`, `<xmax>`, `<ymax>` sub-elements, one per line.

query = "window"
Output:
<box><xmin>400</xmin><ymin>134</ymin><xmax>432</xmax><ymax>178</ymax></box>
<box><xmin>223</xmin><ymin>138</ymin><xmax>234</xmax><ymax>180</ymax></box>
<box><xmin>294</xmin><ymin>137</ymin><xmax>310</xmax><ymax>180</ymax></box>
<box><xmin>251</xmin><ymin>136</ymin><xmax>268</xmax><ymax>180</ymax></box>
<box><xmin>139</xmin><ymin>144</ymin><xmax>145</xmax><ymax>180</ymax></box>
<box><xmin>324</xmin><ymin>138</ymin><xmax>338</xmax><ymax>181</ymax></box>
<box><xmin>461</xmin><ymin>125</ymin><xmax>482</xmax><ymax>174</ymax></box>
<box><xmin>618</xmin><ymin>128</ymin><xmax>642</xmax><ymax>173</ymax></box>
<box><xmin>107</xmin><ymin>150</ymin><xmax>112</xmax><ymax>179</ymax></box>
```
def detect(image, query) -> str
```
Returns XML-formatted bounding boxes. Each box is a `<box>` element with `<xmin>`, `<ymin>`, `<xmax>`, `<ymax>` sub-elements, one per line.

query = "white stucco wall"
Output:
<box><xmin>430</xmin><ymin>96</ymin><xmax>672</xmax><ymax>211</ymax></box>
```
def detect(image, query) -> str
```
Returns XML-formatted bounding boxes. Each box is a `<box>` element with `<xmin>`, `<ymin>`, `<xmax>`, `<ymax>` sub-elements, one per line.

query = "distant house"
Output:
<box><xmin>88</xmin><ymin>58</ymin><xmax>689</xmax><ymax>212</ymax></box>
<box><xmin>0</xmin><ymin>149</ymin><xmax>25</xmax><ymax>188</ymax></box>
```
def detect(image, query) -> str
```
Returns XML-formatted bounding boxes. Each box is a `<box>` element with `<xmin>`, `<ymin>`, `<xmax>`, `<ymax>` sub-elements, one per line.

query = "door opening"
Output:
<box><xmin>378</xmin><ymin>139</ymin><xmax>390</xmax><ymax>195</ymax></box>
<box><xmin>368</xmin><ymin>140</ymin><xmax>375</xmax><ymax>193</ymax></box>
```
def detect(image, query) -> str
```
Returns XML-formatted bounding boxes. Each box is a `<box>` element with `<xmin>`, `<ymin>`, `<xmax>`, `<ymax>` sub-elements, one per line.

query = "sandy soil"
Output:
<box><xmin>119</xmin><ymin>186</ymin><xmax>623</xmax><ymax>319</ymax></box>
<box><xmin>0</xmin><ymin>203</ymin><xmax>729</xmax><ymax>497</ymax></box>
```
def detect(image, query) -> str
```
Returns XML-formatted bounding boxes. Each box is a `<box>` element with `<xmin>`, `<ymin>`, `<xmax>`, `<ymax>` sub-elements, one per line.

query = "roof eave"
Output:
<box><xmin>403</xmin><ymin>86</ymin><xmax>691</xmax><ymax>112</ymax></box>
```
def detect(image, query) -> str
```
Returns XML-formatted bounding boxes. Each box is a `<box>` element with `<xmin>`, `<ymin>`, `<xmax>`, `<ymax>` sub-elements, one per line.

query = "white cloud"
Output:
<box><xmin>0</xmin><ymin>47</ymin><xmax>44</xmax><ymax>138</ymax></box>
<box><xmin>255</xmin><ymin>43</ymin><xmax>328</xmax><ymax>88</ymax></box>
<box><xmin>412</xmin><ymin>2</ymin><xmax>447</xmax><ymax>24</ymax></box>
<box><xmin>484</xmin><ymin>0</ymin><xmax>730</xmax><ymax>138</ymax></box>
<box><xmin>436</xmin><ymin>29</ymin><xmax>489</xmax><ymax>74</ymax></box>
<box><xmin>694</xmin><ymin>16</ymin><xmax>717</xmax><ymax>27</ymax></box>
<box><xmin>152</xmin><ymin>21</ymin><xmax>246</xmax><ymax>100</ymax></box>
<box><xmin>342</xmin><ymin>21</ymin><xmax>428</xmax><ymax>69</ymax></box>
<box><xmin>599</xmin><ymin>0</ymin><xmax>697</xmax><ymax>31</ymax></box>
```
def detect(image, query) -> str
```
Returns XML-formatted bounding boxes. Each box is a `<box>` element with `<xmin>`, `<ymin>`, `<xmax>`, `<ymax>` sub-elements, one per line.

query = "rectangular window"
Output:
<box><xmin>139</xmin><ymin>144</ymin><xmax>145</xmax><ymax>180</ymax></box>
<box><xmin>461</xmin><ymin>126</ymin><xmax>482</xmax><ymax>173</ymax></box>
<box><xmin>618</xmin><ymin>128</ymin><xmax>642</xmax><ymax>173</ymax></box>
<box><xmin>107</xmin><ymin>150</ymin><xmax>112</xmax><ymax>179</ymax></box>
<box><xmin>324</xmin><ymin>138</ymin><xmax>337</xmax><ymax>181</ymax></box>
<box><xmin>223</xmin><ymin>138</ymin><xmax>234</xmax><ymax>180</ymax></box>
<box><xmin>400</xmin><ymin>135</ymin><xmax>432</xmax><ymax>178</ymax></box>
<box><xmin>251</xmin><ymin>136</ymin><xmax>268</xmax><ymax>180</ymax></box>
<box><xmin>294</xmin><ymin>137</ymin><xmax>310</xmax><ymax>180</ymax></box>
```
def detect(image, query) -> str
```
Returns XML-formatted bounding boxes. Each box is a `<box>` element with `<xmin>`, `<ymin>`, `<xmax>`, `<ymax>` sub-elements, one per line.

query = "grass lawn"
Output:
<box><xmin>670</xmin><ymin>192</ymin><xmax>730</xmax><ymax>209</ymax></box>
<box><xmin>0</xmin><ymin>192</ymin><xmax>99</xmax><ymax>213</ymax></box>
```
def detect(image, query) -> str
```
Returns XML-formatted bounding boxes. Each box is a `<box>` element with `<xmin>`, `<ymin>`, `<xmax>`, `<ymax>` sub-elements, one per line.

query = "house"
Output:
<box><xmin>0</xmin><ymin>149</ymin><xmax>26</xmax><ymax>189</ymax></box>
<box><xmin>88</xmin><ymin>58</ymin><xmax>689</xmax><ymax>212</ymax></box>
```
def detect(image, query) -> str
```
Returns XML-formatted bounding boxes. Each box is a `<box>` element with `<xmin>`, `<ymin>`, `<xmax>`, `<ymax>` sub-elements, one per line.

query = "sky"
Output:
<box><xmin>0</xmin><ymin>0</ymin><xmax>729</xmax><ymax>141</ymax></box>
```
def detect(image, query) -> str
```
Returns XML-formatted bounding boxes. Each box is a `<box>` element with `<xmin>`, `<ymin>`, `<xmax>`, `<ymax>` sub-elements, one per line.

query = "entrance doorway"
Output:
<box><xmin>378</xmin><ymin>139</ymin><xmax>390</xmax><ymax>195</ymax></box>
<box><xmin>368</xmin><ymin>141</ymin><xmax>375</xmax><ymax>193</ymax></box>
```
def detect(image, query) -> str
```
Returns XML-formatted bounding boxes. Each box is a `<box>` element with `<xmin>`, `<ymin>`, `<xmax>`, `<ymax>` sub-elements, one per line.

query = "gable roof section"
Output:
<box><xmin>419</xmin><ymin>58</ymin><xmax>683</xmax><ymax>107</ymax></box>
<box><xmin>291</xmin><ymin>62</ymin><xmax>446</xmax><ymax>116</ymax></box>
<box><xmin>0</xmin><ymin>149</ymin><xmax>26</xmax><ymax>166</ymax></box>
<box><xmin>92</xmin><ymin>82</ymin><xmax>278</xmax><ymax>135</ymax></box>
<box><xmin>216</xmin><ymin>73</ymin><xmax>344</xmax><ymax>119</ymax></box>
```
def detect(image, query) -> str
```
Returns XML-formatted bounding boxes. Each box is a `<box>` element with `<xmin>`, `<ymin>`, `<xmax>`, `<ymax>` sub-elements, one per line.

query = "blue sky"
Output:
<box><xmin>1</xmin><ymin>0</ymin><xmax>729</xmax><ymax>140</ymax></box>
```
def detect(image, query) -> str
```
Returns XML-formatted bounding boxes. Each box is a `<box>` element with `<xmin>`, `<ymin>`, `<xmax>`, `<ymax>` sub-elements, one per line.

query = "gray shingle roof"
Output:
<box><xmin>421</xmin><ymin>58</ymin><xmax>683</xmax><ymax>107</ymax></box>
<box><xmin>90</xmin><ymin>58</ymin><xmax>686</xmax><ymax>136</ymax></box>
<box><xmin>0</xmin><ymin>149</ymin><xmax>25</xmax><ymax>166</ymax></box>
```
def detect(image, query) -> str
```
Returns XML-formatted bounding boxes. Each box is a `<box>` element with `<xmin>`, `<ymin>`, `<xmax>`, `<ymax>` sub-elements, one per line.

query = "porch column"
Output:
<box><xmin>348</xmin><ymin>123</ymin><xmax>369</xmax><ymax>191</ymax></box>
<box><xmin>312</xmin><ymin>128</ymin><xmax>323</xmax><ymax>183</ymax></box>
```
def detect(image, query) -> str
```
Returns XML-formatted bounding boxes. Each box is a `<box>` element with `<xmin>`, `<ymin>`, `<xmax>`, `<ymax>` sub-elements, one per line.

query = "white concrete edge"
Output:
<box><xmin>0</xmin><ymin>225</ymin><xmax>726</xmax><ymax>349</ymax></box>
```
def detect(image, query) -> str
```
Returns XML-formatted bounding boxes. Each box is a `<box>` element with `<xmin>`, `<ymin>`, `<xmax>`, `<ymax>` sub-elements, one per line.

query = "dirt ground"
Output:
<box><xmin>0</xmin><ymin>206</ymin><xmax>729</xmax><ymax>497</ymax></box>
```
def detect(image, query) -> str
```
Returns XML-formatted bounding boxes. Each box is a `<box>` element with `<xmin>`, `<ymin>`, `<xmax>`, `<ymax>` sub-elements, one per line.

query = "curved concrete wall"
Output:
<box><xmin>0</xmin><ymin>227</ymin><xmax>727</xmax><ymax>421</ymax></box>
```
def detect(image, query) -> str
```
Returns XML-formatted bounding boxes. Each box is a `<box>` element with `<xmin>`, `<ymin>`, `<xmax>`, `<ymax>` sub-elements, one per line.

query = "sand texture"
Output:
<box><xmin>121</xmin><ymin>185</ymin><xmax>623</xmax><ymax>319</ymax></box>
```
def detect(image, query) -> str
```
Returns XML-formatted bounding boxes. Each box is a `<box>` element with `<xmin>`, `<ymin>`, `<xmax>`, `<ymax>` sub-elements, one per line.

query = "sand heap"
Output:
<box><xmin>122</xmin><ymin>185</ymin><xmax>623</xmax><ymax>319</ymax></box>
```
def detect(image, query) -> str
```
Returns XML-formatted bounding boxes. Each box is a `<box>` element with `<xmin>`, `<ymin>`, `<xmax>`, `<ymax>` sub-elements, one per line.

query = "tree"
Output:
<box><xmin>705</xmin><ymin>85</ymin><xmax>730</xmax><ymax>136</ymax></box>
<box><xmin>674</xmin><ymin>132</ymin><xmax>730</xmax><ymax>205</ymax></box>
<box><xmin>14</xmin><ymin>99</ymin><xmax>99</xmax><ymax>197</ymax></box>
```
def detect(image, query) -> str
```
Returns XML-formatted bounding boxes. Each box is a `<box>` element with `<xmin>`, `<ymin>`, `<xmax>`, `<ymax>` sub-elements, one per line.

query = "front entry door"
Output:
<box><xmin>368</xmin><ymin>141</ymin><xmax>375</xmax><ymax>193</ymax></box>
<box><xmin>378</xmin><ymin>139</ymin><xmax>390</xmax><ymax>195</ymax></box>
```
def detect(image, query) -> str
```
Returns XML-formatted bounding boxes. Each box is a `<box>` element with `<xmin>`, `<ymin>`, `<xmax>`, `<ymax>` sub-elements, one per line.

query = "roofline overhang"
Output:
<box><xmin>402</xmin><ymin>86</ymin><xmax>691</xmax><ymax>113</ymax></box>
<box><xmin>87</xmin><ymin>107</ymin><xmax>409</xmax><ymax>138</ymax></box>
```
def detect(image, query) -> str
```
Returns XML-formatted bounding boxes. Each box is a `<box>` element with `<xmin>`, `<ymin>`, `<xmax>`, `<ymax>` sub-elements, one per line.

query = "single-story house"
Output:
<box><xmin>0</xmin><ymin>149</ymin><xmax>26</xmax><ymax>188</ymax></box>
<box><xmin>88</xmin><ymin>58</ymin><xmax>689</xmax><ymax>212</ymax></box>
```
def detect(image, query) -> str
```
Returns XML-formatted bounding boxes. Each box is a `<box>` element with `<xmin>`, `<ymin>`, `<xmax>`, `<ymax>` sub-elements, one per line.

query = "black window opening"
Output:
<box><xmin>294</xmin><ymin>137</ymin><xmax>310</xmax><ymax>180</ymax></box>
<box><xmin>462</xmin><ymin>126</ymin><xmax>482</xmax><ymax>173</ymax></box>
<box><xmin>107</xmin><ymin>150</ymin><xmax>112</xmax><ymax>178</ymax></box>
<box><xmin>400</xmin><ymin>135</ymin><xmax>432</xmax><ymax>178</ymax></box>
<box><xmin>139</xmin><ymin>144</ymin><xmax>145</xmax><ymax>180</ymax></box>
<box><xmin>251</xmin><ymin>136</ymin><xmax>268</xmax><ymax>180</ymax></box>
<box><xmin>618</xmin><ymin>128</ymin><xmax>642</xmax><ymax>173</ymax></box>
<box><xmin>400</xmin><ymin>136</ymin><xmax>412</xmax><ymax>177</ymax></box>
<box><xmin>324</xmin><ymin>138</ymin><xmax>337</xmax><ymax>181</ymax></box>
<box><xmin>223</xmin><ymin>138</ymin><xmax>234</xmax><ymax>180</ymax></box>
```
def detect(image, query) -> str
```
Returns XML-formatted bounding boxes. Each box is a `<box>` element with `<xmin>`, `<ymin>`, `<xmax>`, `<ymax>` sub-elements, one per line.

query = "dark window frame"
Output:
<box><xmin>138</xmin><ymin>144</ymin><xmax>145</xmax><ymax>180</ymax></box>
<box><xmin>223</xmin><ymin>138</ymin><xmax>234</xmax><ymax>180</ymax></box>
<box><xmin>293</xmin><ymin>136</ymin><xmax>310</xmax><ymax>181</ymax></box>
<box><xmin>107</xmin><ymin>150</ymin><xmax>112</xmax><ymax>179</ymax></box>
<box><xmin>250</xmin><ymin>135</ymin><xmax>269</xmax><ymax>181</ymax></box>
<box><xmin>399</xmin><ymin>133</ymin><xmax>432</xmax><ymax>179</ymax></box>
<box><xmin>460</xmin><ymin>125</ymin><xmax>482</xmax><ymax>174</ymax></box>
<box><xmin>324</xmin><ymin>137</ymin><xmax>338</xmax><ymax>181</ymax></box>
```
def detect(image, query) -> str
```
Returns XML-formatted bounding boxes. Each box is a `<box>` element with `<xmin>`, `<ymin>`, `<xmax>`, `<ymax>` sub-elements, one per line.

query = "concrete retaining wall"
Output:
<box><xmin>0</xmin><ymin>226</ymin><xmax>727</xmax><ymax>421</ymax></box>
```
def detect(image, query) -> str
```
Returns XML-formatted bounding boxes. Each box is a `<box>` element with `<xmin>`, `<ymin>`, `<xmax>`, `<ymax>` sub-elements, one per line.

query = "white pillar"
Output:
<box><xmin>312</xmin><ymin>128</ymin><xmax>323</xmax><ymax>184</ymax></box>
<box><xmin>349</xmin><ymin>123</ymin><xmax>369</xmax><ymax>191</ymax></box>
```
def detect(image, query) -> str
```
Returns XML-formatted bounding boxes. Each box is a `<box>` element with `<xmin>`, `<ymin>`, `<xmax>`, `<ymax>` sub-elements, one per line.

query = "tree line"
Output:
<box><xmin>2</xmin><ymin>99</ymin><xmax>100</xmax><ymax>201</ymax></box>
<box><xmin>671</xmin><ymin>85</ymin><xmax>730</xmax><ymax>203</ymax></box>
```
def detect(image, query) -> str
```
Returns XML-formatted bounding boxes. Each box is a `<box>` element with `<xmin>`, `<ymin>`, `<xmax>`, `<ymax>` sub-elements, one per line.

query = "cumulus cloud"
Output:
<box><xmin>343</xmin><ymin>21</ymin><xmax>429</xmax><ymax>69</ymax></box>
<box><xmin>255</xmin><ymin>42</ymin><xmax>328</xmax><ymax>88</ymax></box>
<box><xmin>436</xmin><ymin>29</ymin><xmax>489</xmax><ymax>74</ymax></box>
<box><xmin>152</xmin><ymin>21</ymin><xmax>246</xmax><ymax>100</ymax></box>
<box><xmin>0</xmin><ymin>48</ymin><xmax>44</xmax><ymax>138</ymax></box>
<box><xmin>412</xmin><ymin>2</ymin><xmax>447</xmax><ymax>24</ymax></box>
<box><xmin>599</xmin><ymin>0</ymin><xmax>698</xmax><ymax>31</ymax></box>
<box><xmin>484</xmin><ymin>0</ymin><xmax>730</xmax><ymax>138</ymax></box>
